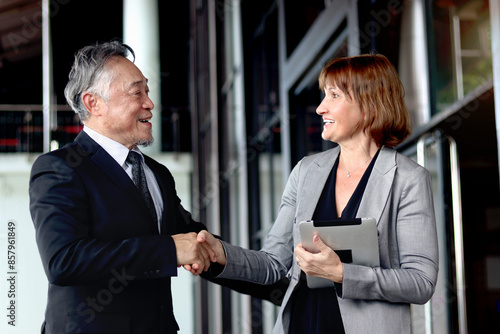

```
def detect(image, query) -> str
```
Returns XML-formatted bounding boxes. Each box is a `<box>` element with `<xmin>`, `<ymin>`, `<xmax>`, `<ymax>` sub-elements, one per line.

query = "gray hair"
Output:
<box><xmin>64</xmin><ymin>40</ymin><xmax>135</xmax><ymax>121</ymax></box>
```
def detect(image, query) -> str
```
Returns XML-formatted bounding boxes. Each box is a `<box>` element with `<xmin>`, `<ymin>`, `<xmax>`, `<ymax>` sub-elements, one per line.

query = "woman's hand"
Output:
<box><xmin>172</xmin><ymin>232</ymin><xmax>216</xmax><ymax>276</ymax></box>
<box><xmin>180</xmin><ymin>230</ymin><xmax>227</xmax><ymax>275</ymax></box>
<box><xmin>197</xmin><ymin>230</ymin><xmax>227</xmax><ymax>266</ymax></box>
<box><xmin>294</xmin><ymin>234</ymin><xmax>343</xmax><ymax>283</ymax></box>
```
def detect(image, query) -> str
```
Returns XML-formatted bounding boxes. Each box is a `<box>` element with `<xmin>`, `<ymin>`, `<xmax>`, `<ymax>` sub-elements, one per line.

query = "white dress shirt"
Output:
<box><xmin>83</xmin><ymin>126</ymin><xmax>163</xmax><ymax>232</ymax></box>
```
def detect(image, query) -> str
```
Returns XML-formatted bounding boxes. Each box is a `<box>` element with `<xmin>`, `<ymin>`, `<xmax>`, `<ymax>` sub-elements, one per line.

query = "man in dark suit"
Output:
<box><xmin>29</xmin><ymin>40</ymin><xmax>216</xmax><ymax>334</ymax></box>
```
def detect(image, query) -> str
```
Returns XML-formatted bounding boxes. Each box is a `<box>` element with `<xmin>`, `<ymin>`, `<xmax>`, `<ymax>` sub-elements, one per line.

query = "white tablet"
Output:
<box><xmin>298</xmin><ymin>218</ymin><xmax>380</xmax><ymax>289</ymax></box>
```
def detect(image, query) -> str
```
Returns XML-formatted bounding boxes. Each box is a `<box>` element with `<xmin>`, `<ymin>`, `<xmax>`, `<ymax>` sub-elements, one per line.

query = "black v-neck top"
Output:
<box><xmin>289</xmin><ymin>150</ymin><xmax>380</xmax><ymax>334</ymax></box>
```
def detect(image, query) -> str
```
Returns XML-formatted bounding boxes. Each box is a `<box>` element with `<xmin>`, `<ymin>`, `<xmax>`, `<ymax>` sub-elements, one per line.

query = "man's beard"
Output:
<box><xmin>134</xmin><ymin>130</ymin><xmax>154</xmax><ymax>147</ymax></box>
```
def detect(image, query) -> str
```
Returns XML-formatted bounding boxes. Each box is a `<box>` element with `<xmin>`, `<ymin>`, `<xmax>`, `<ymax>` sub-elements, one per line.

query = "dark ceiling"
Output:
<box><xmin>0</xmin><ymin>0</ymin><xmax>42</xmax><ymax>66</ymax></box>
<box><xmin>0</xmin><ymin>0</ymin><xmax>124</xmax><ymax>104</ymax></box>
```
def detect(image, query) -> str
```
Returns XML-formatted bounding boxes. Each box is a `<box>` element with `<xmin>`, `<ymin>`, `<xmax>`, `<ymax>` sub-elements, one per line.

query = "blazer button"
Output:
<box><xmin>155</xmin><ymin>270</ymin><xmax>161</xmax><ymax>276</ymax></box>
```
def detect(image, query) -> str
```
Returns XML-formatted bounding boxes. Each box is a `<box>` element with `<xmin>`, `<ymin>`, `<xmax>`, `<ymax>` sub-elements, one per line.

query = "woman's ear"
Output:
<box><xmin>81</xmin><ymin>92</ymin><xmax>101</xmax><ymax>116</ymax></box>
<box><xmin>360</xmin><ymin>107</ymin><xmax>374</xmax><ymax>136</ymax></box>
<box><xmin>364</xmin><ymin>106</ymin><xmax>376</xmax><ymax>124</ymax></box>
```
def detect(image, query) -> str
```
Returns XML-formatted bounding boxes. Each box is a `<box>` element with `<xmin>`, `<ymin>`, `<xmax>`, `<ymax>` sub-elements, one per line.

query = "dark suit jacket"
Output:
<box><xmin>29</xmin><ymin>131</ymin><xmax>207</xmax><ymax>334</ymax></box>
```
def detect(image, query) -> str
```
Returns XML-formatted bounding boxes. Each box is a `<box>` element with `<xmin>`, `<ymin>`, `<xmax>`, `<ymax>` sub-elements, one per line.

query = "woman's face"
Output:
<box><xmin>316</xmin><ymin>83</ymin><xmax>366</xmax><ymax>145</ymax></box>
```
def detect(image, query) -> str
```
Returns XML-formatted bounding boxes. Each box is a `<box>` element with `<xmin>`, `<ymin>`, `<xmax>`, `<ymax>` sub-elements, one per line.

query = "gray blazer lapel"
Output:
<box><xmin>297</xmin><ymin>147</ymin><xmax>340</xmax><ymax>221</ymax></box>
<box><xmin>357</xmin><ymin>146</ymin><xmax>397</xmax><ymax>223</ymax></box>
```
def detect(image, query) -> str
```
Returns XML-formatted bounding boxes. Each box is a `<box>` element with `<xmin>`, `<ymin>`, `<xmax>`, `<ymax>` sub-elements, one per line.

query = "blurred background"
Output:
<box><xmin>0</xmin><ymin>0</ymin><xmax>499</xmax><ymax>333</ymax></box>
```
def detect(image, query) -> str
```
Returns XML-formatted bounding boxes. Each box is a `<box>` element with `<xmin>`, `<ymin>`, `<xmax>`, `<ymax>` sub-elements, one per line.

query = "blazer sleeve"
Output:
<box><xmin>340</xmin><ymin>166</ymin><xmax>439</xmax><ymax>304</ymax></box>
<box><xmin>214</xmin><ymin>159</ymin><xmax>303</xmax><ymax>284</ymax></box>
<box><xmin>29</xmin><ymin>152</ymin><xmax>181</xmax><ymax>286</ymax></box>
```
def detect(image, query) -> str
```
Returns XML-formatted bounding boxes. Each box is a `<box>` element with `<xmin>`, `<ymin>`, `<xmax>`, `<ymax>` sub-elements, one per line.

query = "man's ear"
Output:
<box><xmin>81</xmin><ymin>92</ymin><xmax>101</xmax><ymax>116</ymax></box>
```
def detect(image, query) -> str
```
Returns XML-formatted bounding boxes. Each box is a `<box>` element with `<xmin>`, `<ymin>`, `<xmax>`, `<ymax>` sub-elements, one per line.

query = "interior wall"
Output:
<box><xmin>0</xmin><ymin>155</ymin><xmax>46</xmax><ymax>334</ymax></box>
<box><xmin>0</xmin><ymin>153</ymin><xmax>196</xmax><ymax>333</ymax></box>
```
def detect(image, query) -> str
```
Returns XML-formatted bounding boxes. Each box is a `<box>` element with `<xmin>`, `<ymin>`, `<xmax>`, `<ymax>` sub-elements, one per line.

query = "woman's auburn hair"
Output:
<box><xmin>318</xmin><ymin>54</ymin><xmax>411</xmax><ymax>147</ymax></box>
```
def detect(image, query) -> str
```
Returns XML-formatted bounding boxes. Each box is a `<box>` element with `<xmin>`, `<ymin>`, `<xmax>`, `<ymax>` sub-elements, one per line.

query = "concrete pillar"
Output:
<box><xmin>490</xmin><ymin>0</ymin><xmax>500</xmax><ymax>189</ymax></box>
<box><xmin>398</xmin><ymin>0</ymin><xmax>431</xmax><ymax>128</ymax></box>
<box><xmin>123</xmin><ymin>0</ymin><xmax>161</xmax><ymax>154</ymax></box>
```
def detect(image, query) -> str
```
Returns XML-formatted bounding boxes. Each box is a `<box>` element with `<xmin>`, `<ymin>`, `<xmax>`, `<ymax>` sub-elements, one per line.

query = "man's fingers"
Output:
<box><xmin>173</xmin><ymin>233</ymin><xmax>208</xmax><ymax>268</ymax></box>
<box><xmin>172</xmin><ymin>232</ymin><xmax>220</xmax><ymax>274</ymax></box>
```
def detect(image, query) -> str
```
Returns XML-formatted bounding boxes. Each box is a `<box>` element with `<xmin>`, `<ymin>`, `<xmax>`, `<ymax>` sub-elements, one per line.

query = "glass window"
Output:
<box><xmin>289</xmin><ymin>38</ymin><xmax>348</xmax><ymax>165</ymax></box>
<box><xmin>429</xmin><ymin>0</ymin><xmax>492</xmax><ymax>113</ymax></box>
<box><xmin>284</xmin><ymin>0</ymin><xmax>325</xmax><ymax>57</ymax></box>
<box><xmin>0</xmin><ymin>31</ymin><xmax>43</xmax><ymax>152</ymax></box>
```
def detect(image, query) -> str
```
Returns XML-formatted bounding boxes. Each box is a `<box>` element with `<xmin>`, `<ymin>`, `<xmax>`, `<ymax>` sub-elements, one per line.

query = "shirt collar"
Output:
<box><xmin>83</xmin><ymin>125</ymin><xmax>143</xmax><ymax>167</ymax></box>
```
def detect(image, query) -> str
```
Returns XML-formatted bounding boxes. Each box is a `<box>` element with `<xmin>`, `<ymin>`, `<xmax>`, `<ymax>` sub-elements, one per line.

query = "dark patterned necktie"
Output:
<box><xmin>126</xmin><ymin>151</ymin><xmax>157</xmax><ymax>223</ymax></box>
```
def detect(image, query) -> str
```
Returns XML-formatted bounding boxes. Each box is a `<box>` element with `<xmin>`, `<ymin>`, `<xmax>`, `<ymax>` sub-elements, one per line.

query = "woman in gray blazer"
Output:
<box><xmin>201</xmin><ymin>54</ymin><xmax>439</xmax><ymax>334</ymax></box>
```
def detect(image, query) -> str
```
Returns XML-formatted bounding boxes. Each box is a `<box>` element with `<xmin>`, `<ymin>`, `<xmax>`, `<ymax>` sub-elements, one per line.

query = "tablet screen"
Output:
<box><xmin>299</xmin><ymin>218</ymin><xmax>379</xmax><ymax>288</ymax></box>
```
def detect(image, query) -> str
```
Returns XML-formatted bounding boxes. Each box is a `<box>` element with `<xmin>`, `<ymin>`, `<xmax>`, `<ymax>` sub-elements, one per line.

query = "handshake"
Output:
<box><xmin>172</xmin><ymin>231</ymin><xmax>226</xmax><ymax>276</ymax></box>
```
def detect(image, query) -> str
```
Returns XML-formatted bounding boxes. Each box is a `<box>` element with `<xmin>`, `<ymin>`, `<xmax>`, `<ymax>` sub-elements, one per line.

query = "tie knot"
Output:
<box><xmin>126</xmin><ymin>151</ymin><xmax>142</xmax><ymax>165</ymax></box>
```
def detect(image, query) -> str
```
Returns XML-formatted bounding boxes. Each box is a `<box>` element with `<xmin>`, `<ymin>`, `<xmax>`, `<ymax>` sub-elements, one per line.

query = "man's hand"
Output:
<box><xmin>171</xmin><ymin>232</ymin><xmax>217</xmax><ymax>276</ymax></box>
<box><xmin>294</xmin><ymin>234</ymin><xmax>343</xmax><ymax>283</ymax></box>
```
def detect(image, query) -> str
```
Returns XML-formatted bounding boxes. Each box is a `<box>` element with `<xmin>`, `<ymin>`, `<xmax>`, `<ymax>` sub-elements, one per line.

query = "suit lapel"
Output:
<box><xmin>357</xmin><ymin>146</ymin><xmax>397</xmax><ymax>223</ymax></box>
<box><xmin>75</xmin><ymin>132</ymin><xmax>137</xmax><ymax>195</ymax></box>
<box><xmin>74</xmin><ymin>132</ymin><xmax>159</xmax><ymax>234</ymax></box>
